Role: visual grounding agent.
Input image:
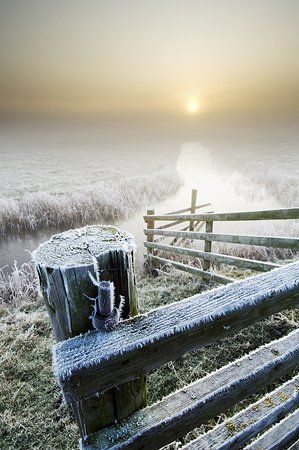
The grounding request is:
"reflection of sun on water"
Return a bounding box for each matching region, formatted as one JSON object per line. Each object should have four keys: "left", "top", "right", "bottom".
{"left": 186, "top": 98, "right": 200, "bottom": 114}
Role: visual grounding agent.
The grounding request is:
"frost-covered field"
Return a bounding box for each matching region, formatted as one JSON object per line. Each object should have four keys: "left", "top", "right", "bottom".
{"left": 210, "top": 137, "right": 299, "bottom": 208}
{"left": 0, "top": 171, "right": 180, "bottom": 236}
{"left": 0, "top": 124, "right": 181, "bottom": 236}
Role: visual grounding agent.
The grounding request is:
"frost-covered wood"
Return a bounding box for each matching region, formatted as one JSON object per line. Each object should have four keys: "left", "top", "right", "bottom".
{"left": 144, "top": 242, "right": 281, "bottom": 272}
{"left": 144, "top": 207, "right": 299, "bottom": 222}
{"left": 33, "top": 225, "right": 139, "bottom": 339}
{"left": 80, "top": 331, "right": 299, "bottom": 450}
{"left": 244, "top": 408, "right": 299, "bottom": 450}
{"left": 146, "top": 254, "right": 234, "bottom": 284}
{"left": 183, "top": 375, "right": 299, "bottom": 450}
{"left": 144, "top": 229, "right": 299, "bottom": 249}
{"left": 53, "top": 262, "right": 299, "bottom": 403}
{"left": 33, "top": 225, "right": 147, "bottom": 436}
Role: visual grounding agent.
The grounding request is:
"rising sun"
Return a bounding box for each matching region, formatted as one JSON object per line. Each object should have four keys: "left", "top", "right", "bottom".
{"left": 186, "top": 98, "right": 200, "bottom": 114}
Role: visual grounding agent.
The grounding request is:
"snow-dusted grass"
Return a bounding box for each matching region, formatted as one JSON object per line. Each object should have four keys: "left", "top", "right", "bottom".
{"left": 215, "top": 242, "right": 297, "bottom": 262}
{"left": 0, "top": 262, "right": 38, "bottom": 308}
{"left": 0, "top": 170, "right": 181, "bottom": 236}
{"left": 0, "top": 264, "right": 298, "bottom": 449}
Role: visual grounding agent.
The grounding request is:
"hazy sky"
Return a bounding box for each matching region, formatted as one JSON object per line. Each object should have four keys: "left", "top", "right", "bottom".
{"left": 0, "top": 0, "right": 298, "bottom": 118}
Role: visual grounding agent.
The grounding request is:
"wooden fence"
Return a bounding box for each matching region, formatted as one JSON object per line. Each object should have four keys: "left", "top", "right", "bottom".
{"left": 144, "top": 191, "right": 299, "bottom": 284}
{"left": 37, "top": 197, "right": 299, "bottom": 449}
{"left": 53, "top": 262, "right": 299, "bottom": 449}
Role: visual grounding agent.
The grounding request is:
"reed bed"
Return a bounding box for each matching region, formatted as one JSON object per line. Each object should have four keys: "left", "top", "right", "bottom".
{"left": 0, "top": 170, "right": 181, "bottom": 236}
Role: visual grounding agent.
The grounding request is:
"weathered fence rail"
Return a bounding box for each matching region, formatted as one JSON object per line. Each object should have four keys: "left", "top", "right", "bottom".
{"left": 145, "top": 228, "right": 299, "bottom": 249}
{"left": 144, "top": 207, "right": 299, "bottom": 222}
{"left": 145, "top": 241, "right": 281, "bottom": 271}
{"left": 54, "top": 263, "right": 299, "bottom": 403}
{"left": 144, "top": 193, "right": 299, "bottom": 282}
{"left": 182, "top": 375, "right": 299, "bottom": 450}
{"left": 52, "top": 262, "right": 299, "bottom": 449}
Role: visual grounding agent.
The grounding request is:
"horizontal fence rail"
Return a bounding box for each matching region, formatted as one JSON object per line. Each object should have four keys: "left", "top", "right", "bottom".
{"left": 146, "top": 254, "right": 235, "bottom": 284}
{"left": 144, "top": 229, "right": 299, "bottom": 249}
{"left": 145, "top": 241, "right": 281, "bottom": 272}
{"left": 81, "top": 332, "right": 299, "bottom": 450}
{"left": 54, "top": 262, "right": 299, "bottom": 404}
{"left": 243, "top": 408, "right": 299, "bottom": 450}
{"left": 182, "top": 375, "right": 299, "bottom": 450}
{"left": 144, "top": 207, "right": 299, "bottom": 222}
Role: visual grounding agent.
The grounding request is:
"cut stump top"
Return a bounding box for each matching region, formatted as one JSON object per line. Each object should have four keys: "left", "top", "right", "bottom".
{"left": 33, "top": 225, "right": 135, "bottom": 268}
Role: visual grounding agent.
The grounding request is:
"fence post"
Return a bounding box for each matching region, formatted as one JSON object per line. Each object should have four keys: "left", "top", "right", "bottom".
{"left": 190, "top": 189, "right": 198, "bottom": 231}
{"left": 146, "top": 208, "right": 155, "bottom": 273}
{"left": 33, "top": 225, "right": 147, "bottom": 438}
{"left": 203, "top": 220, "right": 213, "bottom": 271}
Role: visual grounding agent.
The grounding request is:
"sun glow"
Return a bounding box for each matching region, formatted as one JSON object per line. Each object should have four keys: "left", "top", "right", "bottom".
{"left": 186, "top": 98, "right": 200, "bottom": 114}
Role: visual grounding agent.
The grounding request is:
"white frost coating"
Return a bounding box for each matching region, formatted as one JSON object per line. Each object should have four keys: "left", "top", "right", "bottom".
{"left": 53, "top": 262, "right": 299, "bottom": 381}
{"left": 183, "top": 376, "right": 299, "bottom": 450}
{"left": 32, "top": 225, "right": 136, "bottom": 268}
{"left": 80, "top": 333, "right": 299, "bottom": 449}
{"left": 243, "top": 408, "right": 299, "bottom": 450}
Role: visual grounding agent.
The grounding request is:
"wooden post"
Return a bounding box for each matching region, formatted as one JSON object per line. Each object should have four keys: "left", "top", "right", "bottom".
{"left": 189, "top": 189, "right": 197, "bottom": 232}
{"left": 33, "top": 225, "right": 147, "bottom": 437}
{"left": 146, "top": 208, "right": 155, "bottom": 273}
{"left": 203, "top": 220, "right": 213, "bottom": 271}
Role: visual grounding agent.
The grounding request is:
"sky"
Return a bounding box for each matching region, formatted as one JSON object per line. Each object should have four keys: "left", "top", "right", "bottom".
{"left": 0, "top": 0, "right": 298, "bottom": 119}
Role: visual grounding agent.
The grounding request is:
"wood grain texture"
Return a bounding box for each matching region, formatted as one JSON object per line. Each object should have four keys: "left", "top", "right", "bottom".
{"left": 54, "top": 262, "right": 299, "bottom": 403}
{"left": 80, "top": 331, "right": 299, "bottom": 450}
{"left": 203, "top": 220, "right": 213, "bottom": 271}
{"left": 144, "top": 207, "right": 299, "bottom": 222}
{"left": 144, "top": 229, "right": 299, "bottom": 249}
{"left": 244, "top": 408, "right": 299, "bottom": 450}
{"left": 34, "top": 225, "right": 147, "bottom": 436}
{"left": 183, "top": 375, "right": 299, "bottom": 450}
{"left": 144, "top": 242, "right": 281, "bottom": 272}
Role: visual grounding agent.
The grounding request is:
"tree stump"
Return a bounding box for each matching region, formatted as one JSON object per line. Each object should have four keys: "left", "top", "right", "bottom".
{"left": 33, "top": 225, "right": 147, "bottom": 437}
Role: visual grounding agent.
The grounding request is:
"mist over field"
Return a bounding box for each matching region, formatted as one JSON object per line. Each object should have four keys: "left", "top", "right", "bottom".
{"left": 0, "top": 116, "right": 298, "bottom": 270}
